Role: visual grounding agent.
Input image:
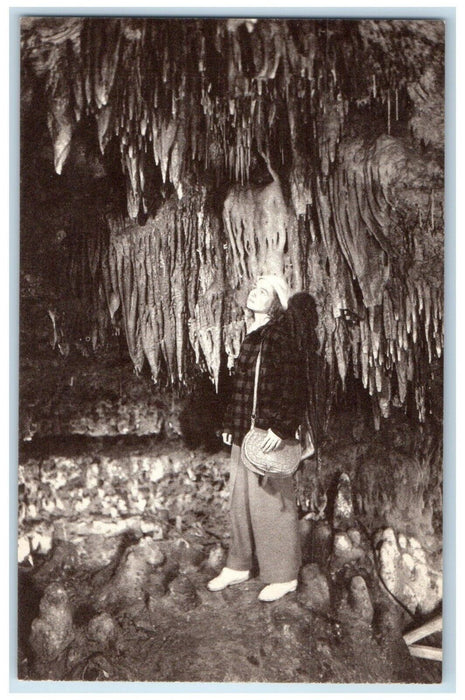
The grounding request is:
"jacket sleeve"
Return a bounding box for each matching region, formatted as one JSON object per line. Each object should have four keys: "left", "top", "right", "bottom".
{"left": 259, "top": 330, "right": 304, "bottom": 440}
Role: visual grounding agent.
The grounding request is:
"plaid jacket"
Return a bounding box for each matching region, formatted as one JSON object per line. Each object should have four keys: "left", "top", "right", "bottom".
{"left": 222, "top": 317, "right": 306, "bottom": 446}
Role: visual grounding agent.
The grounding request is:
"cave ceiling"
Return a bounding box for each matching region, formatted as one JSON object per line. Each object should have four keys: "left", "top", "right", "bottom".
{"left": 20, "top": 17, "right": 444, "bottom": 425}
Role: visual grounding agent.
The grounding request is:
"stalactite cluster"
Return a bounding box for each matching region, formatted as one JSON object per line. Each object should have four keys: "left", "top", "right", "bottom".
{"left": 22, "top": 19, "right": 443, "bottom": 210}
{"left": 310, "top": 135, "right": 443, "bottom": 423}
{"left": 21, "top": 17, "right": 444, "bottom": 424}
{"left": 102, "top": 188, "right": 226, "bottom": 388}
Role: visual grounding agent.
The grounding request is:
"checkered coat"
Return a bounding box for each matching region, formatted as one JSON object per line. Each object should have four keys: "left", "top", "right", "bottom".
{"left": 222, "top": 317, "right": 306, "bottom": 446}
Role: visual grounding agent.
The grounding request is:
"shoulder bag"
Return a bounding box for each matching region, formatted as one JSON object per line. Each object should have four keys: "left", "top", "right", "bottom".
{"left": 240, "top": 337, "right": 302, "bottom": 478}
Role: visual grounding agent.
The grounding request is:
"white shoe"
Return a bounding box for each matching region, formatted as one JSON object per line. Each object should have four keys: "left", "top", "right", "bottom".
{"left": 258, "top": 579, "right": 298, "bottom": 602}
{"left": 207, "top": 567, "right": 250, "bottom": 592}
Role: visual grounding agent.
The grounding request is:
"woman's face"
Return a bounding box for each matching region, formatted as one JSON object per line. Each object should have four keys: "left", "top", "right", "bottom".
{"left": 246, "top": 279, "right": 275, "bottom": 314}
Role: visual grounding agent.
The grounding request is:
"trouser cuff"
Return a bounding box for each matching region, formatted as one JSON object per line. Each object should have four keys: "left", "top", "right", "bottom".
{"left": 226, "top": 554, "right": 253, "bottom": 571}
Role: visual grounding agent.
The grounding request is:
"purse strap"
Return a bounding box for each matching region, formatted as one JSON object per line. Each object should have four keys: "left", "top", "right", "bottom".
{"left": 251, "top": 337, "right": 265, "bottom": 428}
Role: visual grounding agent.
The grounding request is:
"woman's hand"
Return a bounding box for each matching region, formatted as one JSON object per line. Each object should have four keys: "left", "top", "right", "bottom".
{"left": 222, "top": 432, "right": 232, "bottom": 445}
{"left": 261, "top": 428, "right": 283, "bottom": 453}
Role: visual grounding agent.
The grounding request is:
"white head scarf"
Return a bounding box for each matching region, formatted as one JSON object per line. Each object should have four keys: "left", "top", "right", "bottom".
{"left": 257, "top": 274, "right": 290, "bottom": 310}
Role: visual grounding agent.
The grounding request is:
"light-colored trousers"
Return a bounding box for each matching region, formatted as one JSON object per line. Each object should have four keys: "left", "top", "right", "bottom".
{"left": 226, "top": 442, "right": 302, "bottom": 583}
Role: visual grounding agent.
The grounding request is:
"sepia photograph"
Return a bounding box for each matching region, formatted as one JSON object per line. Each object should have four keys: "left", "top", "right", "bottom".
{"left": 17, "top": 14, "right": 445, "bottom": 684}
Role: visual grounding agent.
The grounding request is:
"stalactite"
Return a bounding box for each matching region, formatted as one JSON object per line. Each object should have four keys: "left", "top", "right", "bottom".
{"left": 334, "top": 318, "right": 349, "bottom": 388}
{"left": 315, "top": 178, "right": 360, "bottom": 318}
{"left": 46, "top": 86, "right": 75, "bottom": 176}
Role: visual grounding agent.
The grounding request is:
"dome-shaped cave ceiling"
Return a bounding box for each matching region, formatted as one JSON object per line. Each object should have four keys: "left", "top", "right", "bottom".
{"left": 20, "top": 17, "right": 444, "bottom": 426}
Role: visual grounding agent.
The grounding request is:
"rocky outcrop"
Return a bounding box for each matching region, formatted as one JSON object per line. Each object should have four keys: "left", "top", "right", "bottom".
{"left": 373, "top": 527, "right": 442, "bottom": 616}
{"left": 298, "top": 563, "right": 331, "bottom": 614}
{"left": 95, "top": 536, "right": 165, "bottom": 608}
{"left": 29, "top": 582, "right": 74, "bottom": 679}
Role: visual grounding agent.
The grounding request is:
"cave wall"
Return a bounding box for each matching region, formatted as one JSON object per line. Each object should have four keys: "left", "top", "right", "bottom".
{"left": 19, "top": 18, "right": 444, "bottom": 554}
{"left": 18, "top": 402, "right": 442, "bottom": 575}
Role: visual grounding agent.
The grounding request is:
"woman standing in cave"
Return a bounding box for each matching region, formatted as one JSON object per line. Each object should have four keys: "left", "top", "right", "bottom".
{"left": 207, "top": 275, "right": 307, "bottom": 602}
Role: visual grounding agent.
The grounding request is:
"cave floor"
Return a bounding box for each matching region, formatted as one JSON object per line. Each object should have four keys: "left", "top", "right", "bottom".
{"left": 19, "top": 563, "right": 442, "bottom": 684}
{"left": 18, "top": 436, "right": 442, "bottom": 685}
